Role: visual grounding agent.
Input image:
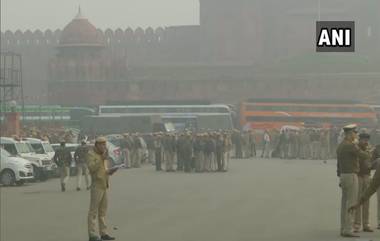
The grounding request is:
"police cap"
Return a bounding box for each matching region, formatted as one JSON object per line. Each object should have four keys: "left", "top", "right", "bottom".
{"left": 95, "top": 136, "right": 107, "bottom": 144}
{"left": 343, "top": 124, "right": 358, "bottom": 133}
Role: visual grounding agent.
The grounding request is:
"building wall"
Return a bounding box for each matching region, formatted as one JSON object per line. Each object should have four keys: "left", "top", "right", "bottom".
{"left": 48, "top": 72, "right": 380, "bottom": 105}
{"left": 1, "top": 0, "right": 380, "bottom": 105}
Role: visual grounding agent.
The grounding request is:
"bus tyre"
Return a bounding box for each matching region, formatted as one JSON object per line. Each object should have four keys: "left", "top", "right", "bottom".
{"left": 0, "top": 169, "right": 16, "bottom": 186}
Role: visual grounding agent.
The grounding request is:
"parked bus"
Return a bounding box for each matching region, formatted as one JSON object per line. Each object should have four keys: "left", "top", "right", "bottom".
{"left": 370, "top": 105, "right": 380, "bottom": 121}
{"left": 98, "top": 105, "right": 234, "bottom": 131}
{"left": 0, "top": 105, "right": 95, "bottom": 127}
{"left": 239, "top": 99, "right": 378, "bottom": 130}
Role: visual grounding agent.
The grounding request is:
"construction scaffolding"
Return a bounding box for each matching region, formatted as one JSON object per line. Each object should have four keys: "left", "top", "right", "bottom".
{"left": 0, "top": 52, "right": 24, "bottom": 111}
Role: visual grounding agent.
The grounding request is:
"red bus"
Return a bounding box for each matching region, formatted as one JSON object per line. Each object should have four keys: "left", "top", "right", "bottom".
{"left": 240, "top": 99, "right": 378, "bottom": 130}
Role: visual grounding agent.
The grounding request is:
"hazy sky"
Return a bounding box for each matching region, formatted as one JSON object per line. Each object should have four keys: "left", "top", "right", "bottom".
{"left": 1, "top": 0, "right": 199, "bottom": 31}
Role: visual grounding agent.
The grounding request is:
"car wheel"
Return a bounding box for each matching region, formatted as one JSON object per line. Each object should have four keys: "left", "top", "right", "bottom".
{"left": 39, "top": 172, "right": 48, "bottom": 181}
{"left": 32, "top": 165, "right": 47, "bottom": 181}
{"left": 0, "top": 169, "right": 16, "bottom": 186}
{"left": 15, "top": 180, "right": 25, "bottom": 186}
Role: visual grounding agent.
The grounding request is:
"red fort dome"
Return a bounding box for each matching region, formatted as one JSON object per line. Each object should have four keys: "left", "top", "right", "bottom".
{"left": 59, "top": 7, "right": 105, "bottom": 47}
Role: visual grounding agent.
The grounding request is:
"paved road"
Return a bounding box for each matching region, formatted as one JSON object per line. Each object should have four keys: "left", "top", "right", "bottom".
{"left": 1, "top": 158, "right": 379, "bottom": 241}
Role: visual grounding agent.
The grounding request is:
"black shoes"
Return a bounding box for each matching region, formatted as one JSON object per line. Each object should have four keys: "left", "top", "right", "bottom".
{"left": 101, "top": 234, "right": 115, "bottom": 240}
{"left": 61, "top": 184, "right": 66, "bottom": 192}
{"left": 76, "top": 187, "right": 81, "bottom": 191}
{"left": 89, "top": 237, "right": 102, "bottom": 241}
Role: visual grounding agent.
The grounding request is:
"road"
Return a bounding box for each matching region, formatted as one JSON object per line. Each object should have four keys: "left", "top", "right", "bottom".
{"left": 1, "top": 157, "right": 379, "bottom": 241}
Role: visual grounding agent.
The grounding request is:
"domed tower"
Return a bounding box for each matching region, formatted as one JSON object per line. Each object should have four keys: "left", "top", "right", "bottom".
{"left": 49, "top": 7, "right": 107, "bottom": 83}
{"left": 58, "top": 7, "right": 105, "bottom": 56}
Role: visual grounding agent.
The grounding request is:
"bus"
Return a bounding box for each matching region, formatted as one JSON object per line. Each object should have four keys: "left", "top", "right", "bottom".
{"left": 370, "top": 105, "right": 380, "bottom": 121}
{"left": 239, "top": 99, "right": 378, "bottom": 130}
{"left": 98, "top": 105, "right": 234, "bottom": 131}
{"left": 0, "top": 105, "right": 95, "bottom": 126}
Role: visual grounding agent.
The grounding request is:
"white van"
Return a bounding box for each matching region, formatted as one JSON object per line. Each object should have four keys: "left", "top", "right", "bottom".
{"left": 0, "top": 148, "right": 34, "bottom": 186}
{"left": 0, "top": 137, "right": 54, "bottom": 181}
{"left": 24, "top": 138, "right": 56, "bottom": 162}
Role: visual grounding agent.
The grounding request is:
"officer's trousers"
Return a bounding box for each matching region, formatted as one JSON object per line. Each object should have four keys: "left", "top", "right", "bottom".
{"left": 222, "top": 151, "right": 229, "bottom": 171}
{"left": 204, "top": 153, "right": 212, "bottom": 171}
{"left": 377, "top": 187, "right": 380, "bottom": 226}
{"left": 165, "top": 151, "right": 175, "bottom": 171}
{"left": 261, "top": 142, "right": 271, "bottom": 158}
{"left": 88, "top": 187, "right": 108, "bottom": 238}
{"left": 77, "top": 163, "right": 90, "bottom": 189}
{"left": 123, "top": 148, "right": 130, "bottom": 168}
{"left": 340, "top": 173, "right": 359, "bottom": 235}
{"left": 60, "top": 166, "right": 70, "bottom": 185}
{"left": 148, "top": 149, "right": 155, "bottom": 165}
{"left": 355, "top": 175, "right": 371, "bottom": 228}
{"left": 155, "top": 148, "right": 162, "bottom": 171}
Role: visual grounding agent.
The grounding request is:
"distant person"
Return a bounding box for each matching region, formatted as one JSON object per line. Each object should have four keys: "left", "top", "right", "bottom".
{"left": 353, "top": 133, "right": 373, "bottom": 232}
{"left": 74, "top": 140, "right": 90, "bottom": 191}
{"left": 53, "top": 141, "right": 72, "bottom": 192}
{"left": 261, "top": 130, "right": 271, "bottom": 158}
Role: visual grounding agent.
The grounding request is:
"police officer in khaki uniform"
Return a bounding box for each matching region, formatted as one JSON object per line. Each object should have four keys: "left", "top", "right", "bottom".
{"left": 87, "top": 137, "right": 116, "bottom": 241}
{"left": 53, "top": 141, "right": 72, "bottom": 192}
{"left": 337, "top": 124, "right": 370, "bottom": 238}
{"left": 350, "top": 152, "right": 380, "bottom": 225}
{"left": 353, "top": 133, "right": 373, "bottom": 232}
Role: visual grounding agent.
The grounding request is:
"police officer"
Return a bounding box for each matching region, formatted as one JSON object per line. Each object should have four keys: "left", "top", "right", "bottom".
{"left": 353, "top": 133, "right": 373, "bottom": 232}
{"left": 74, "top": 140, "right": 90, "bottom": 191}
{"left": 154, "top": 133, "right": 163, "bottom": 171}
{"left": 350, "top": 147, "right": 380, "bottom": 227}
{"left": 176, "top": 133, "right": 185, "bottom": 171}
{"left": 87, "top": 137, "right": 116, "bottom": 241}
{"left": 183, "top": 132, "right": 193, "bottom": 172}
{"left": 53, "top": 141, "right": 72, "bottom": 192}
{"left": 337, "top": 124, "right": 370, "bottom": 238}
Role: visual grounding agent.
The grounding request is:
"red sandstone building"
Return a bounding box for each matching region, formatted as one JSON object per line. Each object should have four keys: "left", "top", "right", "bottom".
{"left": 1, "top": 1, "right": 380, "bottom": 105}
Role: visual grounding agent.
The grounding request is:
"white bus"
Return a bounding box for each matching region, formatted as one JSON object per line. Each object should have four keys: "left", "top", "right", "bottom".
{"left": 97, "top": 105, "right": 234, "bottom": 131}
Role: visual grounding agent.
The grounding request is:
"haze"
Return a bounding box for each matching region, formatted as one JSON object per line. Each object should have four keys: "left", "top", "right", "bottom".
{"left": 1, "top": 0, "right": 199, "bottom": 31}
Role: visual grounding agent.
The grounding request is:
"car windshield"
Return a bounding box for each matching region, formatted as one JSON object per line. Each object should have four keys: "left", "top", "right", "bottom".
{"left": 43, "top": 143, "right": 54, "bottom": 153}
{"left": 16, "top": 143, "right": 33, "bottom": 154}
{"left": 31, "top": 143, "right": 45, "bottom": 154}
{"left": 1, "top": 148, "right": 11, "bottom": 157}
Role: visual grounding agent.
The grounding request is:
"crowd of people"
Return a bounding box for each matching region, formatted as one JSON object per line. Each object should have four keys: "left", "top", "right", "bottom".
{"left": 8, "top": 123, "right": 380, "bottom": 240}
{"left": 230, "top": 127, "right": 380, "bottom": 161}
{"left": 117, "top": 131, "right": 234, "bottom": 173}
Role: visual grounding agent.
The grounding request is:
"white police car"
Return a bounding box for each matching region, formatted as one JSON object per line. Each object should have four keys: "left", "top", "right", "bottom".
{"left": 0, "top": 137, "right": 53, "bottom": 181}
{"left": 0, "top": 148, "right": 34, "bottom": 186}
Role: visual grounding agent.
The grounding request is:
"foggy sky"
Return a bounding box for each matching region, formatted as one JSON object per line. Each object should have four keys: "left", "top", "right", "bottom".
{"left": 1, "top": 0, "right": 199, "bottom": 31}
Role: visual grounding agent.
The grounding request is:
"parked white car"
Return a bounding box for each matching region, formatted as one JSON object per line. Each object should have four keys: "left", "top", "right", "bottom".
{"left": 0, "top": 137, "right": 54, "bottom": 181}
{"left": 24, "top": 138, "right": 56, "bottom": 160}
{"left": 0, "top": 148, "right": 34, "bottom": 186}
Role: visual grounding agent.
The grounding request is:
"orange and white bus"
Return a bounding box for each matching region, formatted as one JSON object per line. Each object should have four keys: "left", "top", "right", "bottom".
{"left": 239, "top": 99, "right": 378, "bottom": 130}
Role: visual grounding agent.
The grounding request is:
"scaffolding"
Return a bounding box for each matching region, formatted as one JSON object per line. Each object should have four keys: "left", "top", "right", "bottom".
{"left": 0, "top": 52, "right": 24, "bottom": 120}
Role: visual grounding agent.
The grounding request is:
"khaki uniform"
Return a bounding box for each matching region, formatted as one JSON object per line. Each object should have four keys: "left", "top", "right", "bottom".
{"left": 354, "top": 146, "right": 372, "bottom": 229}
{"left": 360, "top": 161, "right": 380, "bottom": 205}
{"left": 337, "top": 140, "right": 370, "bottom": 235}
{"left": 87, "top": 148, "right": 110, "bottom": 238}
